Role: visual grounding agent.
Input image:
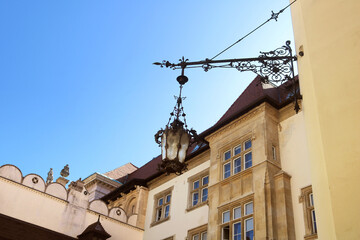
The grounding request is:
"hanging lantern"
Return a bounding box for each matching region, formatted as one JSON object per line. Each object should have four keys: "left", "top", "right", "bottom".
{"left": 155, "top": 60, "right": 198, "bottom": 175}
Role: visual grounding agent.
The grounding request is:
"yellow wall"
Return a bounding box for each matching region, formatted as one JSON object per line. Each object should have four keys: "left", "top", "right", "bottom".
{"left": 290, "top": 1, "right": 360, "bottom": 239}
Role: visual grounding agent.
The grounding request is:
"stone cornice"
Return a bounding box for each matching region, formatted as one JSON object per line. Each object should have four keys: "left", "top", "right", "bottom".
{"left": 83, "top": 173, "right": 121, "bottom": 189}
{"left": 205, "top": 104, "right": 265, "bottom": 143}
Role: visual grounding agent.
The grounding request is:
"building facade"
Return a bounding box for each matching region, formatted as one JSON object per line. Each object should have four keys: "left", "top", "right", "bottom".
{"left": 101, "top": 77, "right": 317, "bottom": 240}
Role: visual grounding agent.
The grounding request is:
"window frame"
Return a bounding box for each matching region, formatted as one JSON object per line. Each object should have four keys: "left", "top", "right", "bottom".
{"left": 187, "top": 224, "right": 207, "bottom": 240}
{"left": 151, "top": 187, "right": 173, "bottom": 227}
{"left": 222, "top": 138, "right": 253, "bottom": 180}
{"left": 188, "top": 170, "right": 209, "bottom": 211}
{"left": 219, "top": 199, "right": 254, "bottom": 240}
{"left": 299, "top": 185, "right": 318, "bottom": 239}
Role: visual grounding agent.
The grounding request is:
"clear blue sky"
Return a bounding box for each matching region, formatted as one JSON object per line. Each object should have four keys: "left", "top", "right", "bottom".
{"left": 0, "top": 1, "right": 295, "bottom": 182}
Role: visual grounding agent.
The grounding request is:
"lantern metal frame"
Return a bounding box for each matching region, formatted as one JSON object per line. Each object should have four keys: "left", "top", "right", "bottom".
{"left": 154, "top": 41, "right": 299, "bottom": 175}
{"left": 155, "top": 60, "right": 198, "bottom": 175}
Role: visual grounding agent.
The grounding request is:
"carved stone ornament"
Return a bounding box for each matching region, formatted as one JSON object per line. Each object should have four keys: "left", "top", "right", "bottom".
{"left": 32, "top": 177, "right": 39, "bottom": 184}
{"left": 60, "top": 164, "right": 70, "bottom": 178}
{"left": 46, "top": 168, "right": 53, "bottom": 184}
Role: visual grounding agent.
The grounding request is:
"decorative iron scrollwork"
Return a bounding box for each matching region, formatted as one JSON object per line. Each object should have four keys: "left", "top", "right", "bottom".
{"left": 154, "top": 41, "right": 300, "bottom": 113}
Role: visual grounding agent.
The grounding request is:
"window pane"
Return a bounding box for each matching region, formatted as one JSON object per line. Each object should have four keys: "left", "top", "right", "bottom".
{"left": 202, "top": 176, "right": 209, "bottom": 185}
{"left": 245, "top": 202, "right": 253, "bottom": 215}
{"left": 222, "top": 211, "right": 230, "bottom": 223}
{"left": 233, "top": 157, "right": 241, "bottom": 174}
{"left": 245, "top": 140, "right": 252, "bottom": 150}
{"left": 156, "top": 208, "right": 162, "bottom": 221}
{"left": 224, "top": 150, "right": 231, "bottom": 161}
{"left": 201, "top": 231, "right": 207, "bottom": 240}
{"left": 202, "top": 188, "right": 208, "bottom": 202}
{"left": 192, "top": 234, "right": 199, "bottom": 240}
{"left": 164, "top": 205, "right": 170, "bottom": 218}
{"left": 311, "top": 210, "right": 317, "bottom": 233}
{"left": 166, "top": 194, "right": 171, "bottom": 203}
{"left": 245, "top": 152, "right": 252, "bottom": 169}
{"left": 233, "top": 222, "right": 241, "bottom": 240}
{"left": 224, "top": 163, "right": 231, "bottom": 179}
{"left": 194, "top": 180, "right": 200, "bottom": 190}
{"left": 245, "top": 218, "right": 254, "bottom": 240}
{"left": 158, "top": 198, "right": 163, "bottom": 206}
{"left": 309, "top": 193, "right": 314, "bottom": 206}
{"left": 234, "top": 145, "right": 241, "bottom": 155}
{"left": 193, "top": 192, "right": 199, "bottom": 206}
{"left": 234, "top": 207, "right": 241, "bottom": 219}
{"left": 222, "top": 225, "right": 229, "bottom": 240}
{"left": 272, "top": 146, "right": 276, "bottom": 160}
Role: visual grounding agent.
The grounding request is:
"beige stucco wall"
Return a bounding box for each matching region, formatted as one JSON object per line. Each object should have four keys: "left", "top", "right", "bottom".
{"left": 0, "top": 165, "right": 143, "bottom": 240}
{"left": 143, "top": 159, "right": 210, "bottom": 240}
{"left": 279, "top": 110, "right": 312, "bottom": 239}
{"left": 290, "top": 1, "right": 360, "bottom": 239}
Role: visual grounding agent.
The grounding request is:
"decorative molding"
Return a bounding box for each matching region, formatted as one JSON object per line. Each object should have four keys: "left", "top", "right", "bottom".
{"left": 206, "top": 104, "right": 265, "bottom": 143}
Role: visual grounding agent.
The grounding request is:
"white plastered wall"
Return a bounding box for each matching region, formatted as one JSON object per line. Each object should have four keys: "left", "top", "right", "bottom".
{"left": 278, "top": 111, "right": 312, "bottom": 240}
{"left": 0, "top": 165, "right": 143, "bottom": 240}
{"left": 143, "top": 160, "right": 210, "bottom": 240}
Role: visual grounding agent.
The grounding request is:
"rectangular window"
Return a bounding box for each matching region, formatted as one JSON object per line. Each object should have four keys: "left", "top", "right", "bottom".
{"left": 164, "top": 205, "right": 170, "bottom": 218}
{"left": 192, "top": 234, "right": 199, "bottom": 240}
{"left": 245, "top": 218, "right": 254, "bottom": 240}
{"left": 300, "top": 185, "right": 318, "bottom": 238}
{"left": 224, "top": 150, "right": 231, "bottom": 161}
{"left": 222, "top": 137, "right": 253, "bottom": 180}
{"left": 189, "top": 172, "right": 209, "bottom": 209}
{"left": 194, "top": 180, "right": 200, "bottom": 190}
{"left": 222, "top": 225, "right": 230, "bottom": 240}
{"left": 224, "top": 162, "right": 231, "bottom": 179}
{"left": 233, "top": 222, "right": 241, "bottom": 240}
{"left": 311, "top": 209, "right": 317, "bottom": 234}
{"left": 188, "top": 225, "right": 207, "bottom": 240}
{"left": 192, "top": 192, "right": 199, "bottom": 206}
{"left": 234, "top": 145, "right": 241, "bottom": 155}
{"left": 220, "top": 200, "right": 254, "bottom": 240}
{"left": 245, "top": 140, "right": 252, "bottom": 150}
{"left": 222, "top": 211, "right": 230, "bottom": 223}
{"left": 202, "top": 188, "right": 208, "bottom": 202}
{"left": 153, "top": 189, "right": 172, "bottom": 225}
{"left": 166, "top": 194, "right": 171, "bottom": 203}
{"left": 244, "top": 152, "right": 252, "bottom": 169}
{"left": 202, "top": 176, "right": 209, "bottom": 185}
{"left": 234, "top": 206, "right": 241, "bottom": 219}
{"left": 272, "top": 146, "right": 276, "bottom": 160}
{"left": 233, "top": 157, "right": 241, "bottom": 174}
{"left": 245, "top": 202, "right": 253, "bottom": 215}
{"left": 309, "top": 193, "right": 314, "bottom": 206}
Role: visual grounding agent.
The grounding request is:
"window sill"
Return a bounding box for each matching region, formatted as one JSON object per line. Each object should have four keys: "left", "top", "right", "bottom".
{"left": 150, "top": 216, "right": 170, "bottom": 227}
{"left": 304, "top": 233, "right": 318, "bottom": 240}
{"left": 186, "top": 200, "right": 208, "bottom": 212}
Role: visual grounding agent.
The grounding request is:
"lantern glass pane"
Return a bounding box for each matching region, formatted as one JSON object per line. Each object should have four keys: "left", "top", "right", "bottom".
{"left": 161, "top": 132, "right": 167, "bottom": 160}
{"left": 166, "top": 129, "right": 181, "bottom": 160}
{"left": 178, "top": 130, "right": 190, "bottom": 163}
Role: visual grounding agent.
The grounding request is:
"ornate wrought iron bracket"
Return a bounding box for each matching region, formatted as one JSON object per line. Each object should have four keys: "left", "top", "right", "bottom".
{"left": 154, "top": 41, "right": 300, "bottom": 112}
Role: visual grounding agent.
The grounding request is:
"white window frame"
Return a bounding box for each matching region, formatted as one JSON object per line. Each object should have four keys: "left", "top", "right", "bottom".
{"left": 233, "top": 206, "right": 242, "bottom": 220}
{"left": 244, "top": 217, "right": 254, "bottom": 240}
{"left": 233, "top": 157, "right": 241, "bottom": 174}
{"left": 222, "top": 210, "right": 230, "bottom": 223}
{"left": 244, "top": 201, "right": 253, "bottom": 216}
{"left": 244, "top": 151, "right": 252, "bottom": 169}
